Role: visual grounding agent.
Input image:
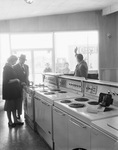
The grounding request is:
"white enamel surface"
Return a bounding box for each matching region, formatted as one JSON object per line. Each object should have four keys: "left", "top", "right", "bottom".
{"left": 54, "top": 98, "right": 118, "bottom": 124}
{"left": 91, "top": 116, "right": 118, "bottom": 140}
{"left": 35, "top": 90, "right": 82, "bottom": 105}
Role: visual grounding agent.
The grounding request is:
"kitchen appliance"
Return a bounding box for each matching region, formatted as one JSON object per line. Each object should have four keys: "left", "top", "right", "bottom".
{"left": 55, "top": 80, "right": 118, "bottom": 123}
{"left": 34, "top": 75, "right": 84, "bottom": 150}
{"left": 34, "top": 73, "right": 63, "bottom": 149}
{"left": 91, "top": 116, "right": 118, "bottom": 150}
{"left": 43, "top": 72, "right": 63, "bottom": 90}
{"left": 24, "top": 86, "right": 35, "bottom": 129}
{"left": 35, "top": 75, "right": 84, "bottom": 104}
{"left": 53, "top": 80, "right": 118, "bottom": 150}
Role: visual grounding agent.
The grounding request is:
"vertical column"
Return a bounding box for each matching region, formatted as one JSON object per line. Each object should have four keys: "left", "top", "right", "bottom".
{"left": 52, "top": 32, "right": 55, "bottom": 72}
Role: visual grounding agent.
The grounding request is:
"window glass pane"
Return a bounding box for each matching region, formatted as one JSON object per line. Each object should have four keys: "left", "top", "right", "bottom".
{"left": 55, "top": 31, "right": 98, "bottom": 73}
{"left": 88, "top": 32, "right": 98, "bottom": 71}
{"left": 34, "top": 50, "right": 52, "bottom": 84}
{"left": 11, "top": 33, "right": 53, "bottom": 49}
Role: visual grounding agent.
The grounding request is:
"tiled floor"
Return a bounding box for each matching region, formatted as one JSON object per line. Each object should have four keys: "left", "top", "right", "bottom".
{"left": 0, "top": 100, "right": 51, "bottom": 150}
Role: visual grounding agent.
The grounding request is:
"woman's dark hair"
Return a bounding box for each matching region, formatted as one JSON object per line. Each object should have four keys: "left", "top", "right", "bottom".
{"left": 7, "top": 55, "right": 18, "bottom": 63}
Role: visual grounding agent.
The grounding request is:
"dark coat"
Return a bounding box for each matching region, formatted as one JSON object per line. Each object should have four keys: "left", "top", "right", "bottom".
{"left": 2, "top": 64, "right": 22, "bottom": 100}
{"left": 14, "top": 63, "right": 29, "bottom": 86}
{"left": 74, "top": 60, "right": 88, "bottom": 79}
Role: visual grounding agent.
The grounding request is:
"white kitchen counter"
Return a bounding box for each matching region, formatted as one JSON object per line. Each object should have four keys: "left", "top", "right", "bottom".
{"left": 91, "top": 116, "right": 118, "bottom": 140}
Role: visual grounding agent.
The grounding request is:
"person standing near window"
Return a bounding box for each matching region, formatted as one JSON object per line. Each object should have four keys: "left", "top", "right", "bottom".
{"left": 74, "top": 52, "right": 88, "bottom": 79}
{"left": 43, "top": 63, "right": 52, "bottom": 73}
{"left": 63, "top": 62, "right": 70, "bottom": 74}
{"left": 2, "top": 55, "right": 24, "bottom": 127}
{"left": 14, "top": 54, "right": 29, "bottom": 119}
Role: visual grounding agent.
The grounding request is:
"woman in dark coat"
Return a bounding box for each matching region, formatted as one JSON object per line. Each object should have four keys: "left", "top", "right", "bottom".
{"left": 2, "top": 55, "right": 23, "bottom": 127}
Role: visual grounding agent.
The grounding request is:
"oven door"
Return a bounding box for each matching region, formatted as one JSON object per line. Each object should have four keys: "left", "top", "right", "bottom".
{"left": 34, "top": 96, "right": 42, "bottom": 125}
{"left": 40, "top": 99, "right": 52, "bottom": 138}
{"left": 53, "top": 107, "right": 68, "bottom": 150}
{"left": 68, "top": 115, "right": 91, "bottom": 150}
{"left": 91, "top": 127, "right": 117, "bottom": 150}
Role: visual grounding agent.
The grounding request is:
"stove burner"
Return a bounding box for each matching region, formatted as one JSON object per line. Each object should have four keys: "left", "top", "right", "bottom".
{"left": 69, "top": 103, "right": 85, "bottom": 108}
{"left": 58, "top": 91, "right": 67, "bottom": 93}
{"left": 39, "top": 90, "right": 48, "bottom": 92}
{"left": 88, "top": 101, "right": 99, "bottom": 105}
{"left": 50, "top": 89, "right": 60, "bottom": 92}
{"left": 75, "top": 98, "right": 89, "bottom": 102}
{"left": 44, "top": 92, "right": 55, "bottom": 95}
{"left": 60, "top": 100, "right": 72, "bottom": 103}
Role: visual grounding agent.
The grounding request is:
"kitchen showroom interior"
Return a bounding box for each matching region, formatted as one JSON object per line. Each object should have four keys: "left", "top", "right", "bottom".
{"left": 1, "top": 0, "right": 118, "bottom": 150}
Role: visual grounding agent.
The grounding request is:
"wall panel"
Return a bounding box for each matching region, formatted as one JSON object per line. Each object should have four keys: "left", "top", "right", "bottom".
{"left": 0, "top": 11, "right": 100, "bottom": 33}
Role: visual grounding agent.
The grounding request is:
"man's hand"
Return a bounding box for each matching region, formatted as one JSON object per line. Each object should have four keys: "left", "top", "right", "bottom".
{"left": 74, "top": 47, "right": 78, "bottom": 54}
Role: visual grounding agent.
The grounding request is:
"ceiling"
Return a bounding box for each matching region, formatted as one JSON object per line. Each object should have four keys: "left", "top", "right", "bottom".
{"left": 1, "top": 0, "right": 118, "bottom": 20}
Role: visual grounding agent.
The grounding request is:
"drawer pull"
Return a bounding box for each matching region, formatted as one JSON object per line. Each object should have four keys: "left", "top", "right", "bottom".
{"left": 54, "top": 109, "right": 65, "bottom": 116}
{"left": 42, "top": 101, "right": 50, "bottom": 107}
{"left": 70, "top": 118, "right": 87, "bottom": 129}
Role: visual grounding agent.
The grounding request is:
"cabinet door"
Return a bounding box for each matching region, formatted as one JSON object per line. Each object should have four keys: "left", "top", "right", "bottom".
{"left": 53, "top": 107, "right": 68, "bottom": 150}
{"left": 27, "top": 93, "right": 33, "bottom": 120}
{"left": 40, "top": 100, "right": 52, "bottom": 137}
{"left": 34, "top": 97, "right": 42, "bottom": 125}
{"left": 68, "top": 116, "right": 91, "bottom": 150}
{"left": 91, "top": 127, "right": 116, "bottom": 150}
{"left": 23, "top": 90, "right": 27, "bottom": 114}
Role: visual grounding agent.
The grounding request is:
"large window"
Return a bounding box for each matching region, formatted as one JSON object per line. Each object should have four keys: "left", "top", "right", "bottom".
{"left": 0, "top": 31, "right": 99, "bottom": 92}
{"left": 54, "top": 31, "right": 99, "bottom": 74}
{"left": 34, "top": 50, "right": 52, "bottom": 84}
{"left": 11, "top": 33, "right": 53, "bottom": 84}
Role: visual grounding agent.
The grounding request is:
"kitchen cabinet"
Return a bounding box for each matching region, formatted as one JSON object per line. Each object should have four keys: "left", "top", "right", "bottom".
{"left": 53, "top": 107, "right": 68, "bottom": 150}
{"left": 26, "top": 92, "right": 34, "bottom": 120}
{"left": 34, "top": 97, "right": 52, "bottom": 137}
{"left": 68, "top": 116, "right": 91, "bottom": 150}
{"left": 34, "top": 95, "right": 53, "bottom": 149}
{"left": 23, "top": 89, "right": 27, "bottom": 114}
{"left": 53, "top": 106, "right": 91, "bottom": 150}
{"left": 34, "top": 96, "right": 42, "bottom": 126}
{"left": 91, "top": 127, "right": 116, "bottom": 150}
{"left": 24, "top": 88, "right": 35, "bottom": 129}
{"left": 40, "top": 99, "right": 52, "bottom": 137}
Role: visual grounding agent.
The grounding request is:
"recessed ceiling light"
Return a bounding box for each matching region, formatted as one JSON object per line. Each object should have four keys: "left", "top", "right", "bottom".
{"left": 24, "top": 0, "right": 34, "bottom": 4}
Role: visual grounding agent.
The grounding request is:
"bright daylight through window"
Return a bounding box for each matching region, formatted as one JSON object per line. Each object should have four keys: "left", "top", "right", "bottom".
{"left": 0, "top": 31, "right": 99, "bottom": 88}
{"left": 55, "top": 31, "right": 99, "bottom": 74}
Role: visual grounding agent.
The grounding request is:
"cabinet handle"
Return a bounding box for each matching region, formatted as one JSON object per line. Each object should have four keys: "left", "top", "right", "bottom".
{"left": 107, "top": 123, "right": 118, "bottom": 131}
{"left": 54, "top": 109, "right": 65, "bottom": 116}
{"left": 34, "top": 97, "right": 41, "bottom": 101}
{"left": 70, "top": 118, "right": 87, "bottom": 129}
{"left": 42, "top": 101, "right": 50, "bottom": 107}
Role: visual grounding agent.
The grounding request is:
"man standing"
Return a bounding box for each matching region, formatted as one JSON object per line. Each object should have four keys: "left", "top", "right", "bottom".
{"left": 74, "top": 53, "right": 88, "bottom": 79}
{"left": 14, "top": 54, "right": 29, "bottom": 119}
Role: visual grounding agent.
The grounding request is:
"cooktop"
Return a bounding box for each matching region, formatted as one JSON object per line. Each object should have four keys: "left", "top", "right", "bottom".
{"left": 54, "top": 97, "right": 118, "bottom": 124}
